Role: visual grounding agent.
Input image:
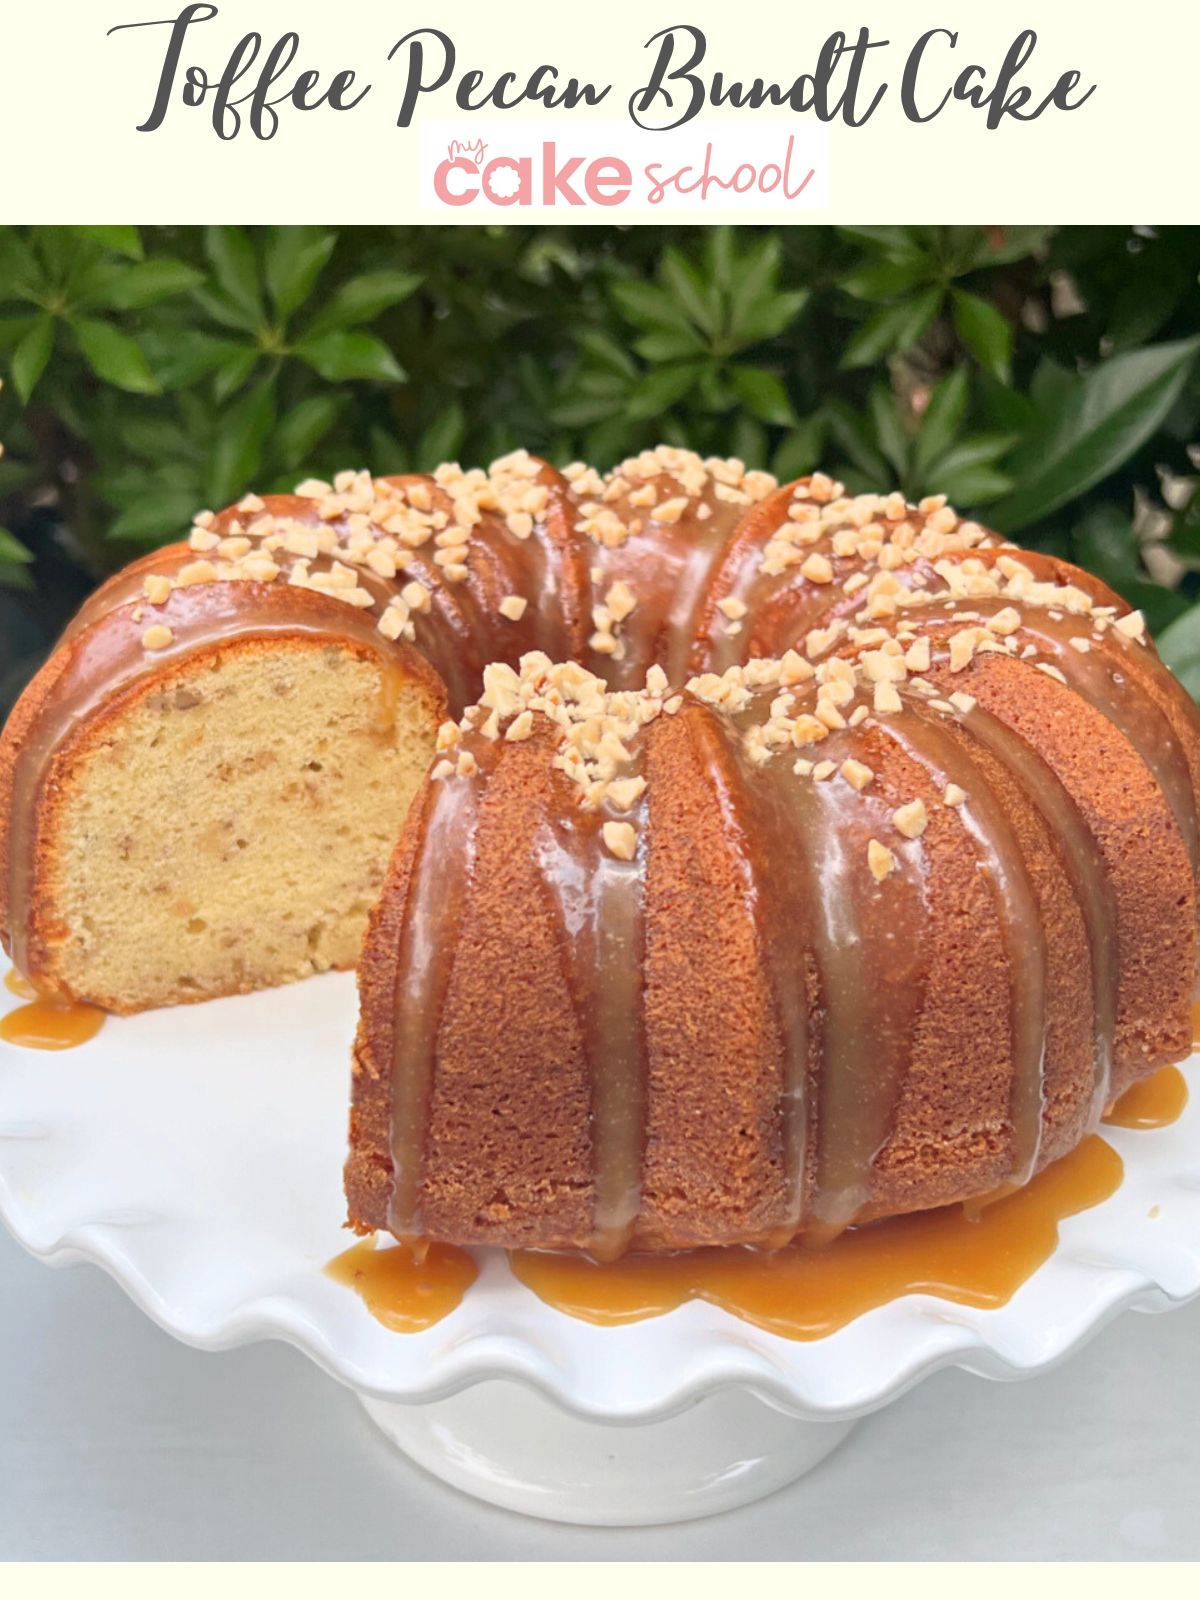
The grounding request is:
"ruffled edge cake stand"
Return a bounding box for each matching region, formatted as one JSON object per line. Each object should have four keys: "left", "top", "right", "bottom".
{"left": 2, "top": 963, "right": 1199, "bottom": 1524}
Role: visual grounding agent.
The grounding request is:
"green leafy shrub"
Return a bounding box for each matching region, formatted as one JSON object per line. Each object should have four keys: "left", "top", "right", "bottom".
{"left": 2, "top": 223, "right": 1199, "bottom": 712}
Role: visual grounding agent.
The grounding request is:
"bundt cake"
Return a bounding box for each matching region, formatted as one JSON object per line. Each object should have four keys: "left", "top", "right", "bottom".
{"left": 2, "top": 446, "right": 1198, "bottom": 1254}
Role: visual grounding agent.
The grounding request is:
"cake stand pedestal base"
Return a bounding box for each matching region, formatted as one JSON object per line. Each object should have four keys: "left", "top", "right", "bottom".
{"left": 359, "top": 1381, "right": 857, "bottom": 1525}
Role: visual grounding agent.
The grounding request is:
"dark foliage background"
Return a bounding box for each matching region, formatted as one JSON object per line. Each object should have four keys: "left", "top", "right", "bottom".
{"left": 2, "top": 223, "right": 1199, "bottom": 715}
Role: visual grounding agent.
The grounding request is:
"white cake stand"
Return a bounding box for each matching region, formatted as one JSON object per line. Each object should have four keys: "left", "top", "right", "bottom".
{"left": 2, "top": 962, "right": 1199, "bottom": 1525}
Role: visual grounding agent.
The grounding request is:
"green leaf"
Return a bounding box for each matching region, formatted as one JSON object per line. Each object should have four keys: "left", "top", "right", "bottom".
{"left": 611, "top": 280, "right": 694, "bottom": 334}
{"left": 72, "top": 318, "right": 160, "bottom": 394}
{"left": 204, "top": 226, "right": 262, "bottom": 324}
{"left": 0, "top": 560, "right": 34, "bottom": 592}
{"left": 868, "top": 384, "right": 909, "bottom": 478}
{"left": 734, "top": 289, "right": 809, "bottom": 347}
{"left": 951, "top": 289, "right": 1013, "bottom": 383}
{"left": 93, "top": 259, "right": 205, "bottom": 311}
{"left": 73, "top": 226, "right": 143, "bottom": 261}
{"left": 825, "top": 398, "right": 889, "bottom": 482}
{"left": 1156, "top": 603, "right": 1200, "bottom": 698}
{"left": 274, "top": 393, "right": 345, "bottom": 470}
{"left": 553, "top": 394, "right": 624, "bottom": 428}
{"left": 936, "top": 465, "right": 1015, "bottom": 506}
{"left": 0, "top": 526, "right": 33, "bottom": 564}
{"left": 989, "top": 337, "right": 1200, "bottom": 534}
{"left": 576, "top": 329, "right": 639, "bottom": 379}
{"left": 1068, "top": 506, "right": 1187, "bottom": 634}
{"left": 913, "top": 367, "right": 970, "bottom": 479}
{"left": 417, "top": 402, "right": 467, "bottom": 470}
{"left": 141, "top": 329, "right": 239, "bottom": 391}
{"left": 0, "top": 232, "right": 42, "bottom": 299}
{"left": 11, "top": 314, "right": 55, "bottom": 402}
{"left": 294, "top": 330, "right": 405, "bottom": 383}
{"left": 730, "top": 415, "right": 768, "bottom": 470}
{"left": 837, "top": 226, "right": 926, "bottom": 259}
{"left": 624, "top": 363, "right": 699, "bottom": 421}
{"left": 301, "top": 270, "right": 423, "bottom": 337}
{"left": 0, "top": 314, "right": 38, "bottom": 351}
{"left": 840, "top": 258, "right": 933, "bottom": 301}
{"left": 633, "top": 327, "right": 706, "bottom": 362}
{"left": 107, "top": 486, "right": 201, "bottom": 544}
{"left": 726, "top": 236, "right": 781, "bottom": 335}
{"left": 969, "top": 225, "right": 1053, "bottom": 268}
{"left": 660, "top": 248, "right": 719, "bottom": 338}
{"left": 191, "top": 285, "right": 261, "bottom": 335}
{"left": 730, "top": 365, "right": 796, "bottom": 426}
{"left": 208, "top": 379, "right": 277, "bottom": 507}
{"left": 773, "top": 414, "right": 827, "bottom": 481}
{"left": 925, "top": 432, "right": 1017, "bottom": 478}
{"left": 211, "top": 346, "right": 259, "bottom": 404}
{"left": 264, "top": 227, "right": 338, "bottom": 320}
{"left": 705, "top": 228, "right": 736, "bottom": 291}
{"left": 119, "top": 413, "right": 196, "bottom": 462}
{"left": 840, "top": 287, "right": 942, "bottom": 369}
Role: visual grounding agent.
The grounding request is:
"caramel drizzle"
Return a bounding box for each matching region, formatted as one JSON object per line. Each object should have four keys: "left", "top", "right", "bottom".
{"left": 722, "top": 698, "right": 928, "bottom": 1237}
{"left": 693, "top": 713, "right": 810, "bottom": 1239}
{"left": 586, "top": 490, "right": 746, "bottom": 691}
{"left": 386, "top": 770, "right": 484, "bottom": 1242}
{"left": 882, "top": 705, "right": 1049, "bottom": 1185}
{"left": 898, "top": 596, "right": 1200, "bottom": 876}
{"left": 962, "top": 706, "right": 1118, "bottom": 1124}
{"left": 1008, "top": 611, "right": 1200, "bottom": 873}
{"left": 534, "top": 799, "right": 648, "bottom": 1263}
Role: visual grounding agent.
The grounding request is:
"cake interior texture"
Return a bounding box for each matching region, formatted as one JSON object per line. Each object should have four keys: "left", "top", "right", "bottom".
{"left": 29, "top": 638, "right": 438, "bottom": 1013}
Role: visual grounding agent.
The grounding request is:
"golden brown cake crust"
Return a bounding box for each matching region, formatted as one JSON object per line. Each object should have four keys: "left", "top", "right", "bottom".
{"left": 3, "top": 448, "right": 1198, "bottom": 1251}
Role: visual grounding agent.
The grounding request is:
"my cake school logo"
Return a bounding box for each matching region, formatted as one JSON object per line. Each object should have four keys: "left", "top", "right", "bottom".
{"left": 420, "top": 122, "right": 827, "bottom": 213}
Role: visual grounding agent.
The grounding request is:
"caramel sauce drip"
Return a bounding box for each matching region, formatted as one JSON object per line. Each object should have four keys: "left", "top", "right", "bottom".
{"left": 962, "top": 705, "right": 1118, "bottom": 1123}
{"left": 387, "top": 770, "right": 484, "bottom": 1241}
{"left": 510, "top": 1135, "right": 1124, "bottom": 1339}
{"left": 1103, "top": 1065, "right": 1190, "bottom": 1130}
{"left": 4, "top": 969, "right": 38, "bottom": 1000}
{"left": 326, "top": 1237, "right": 478, "bottom": 1333}
{"left": 696, "top": 712, "right": 811, "bottom": 1239}
{"left": 535, "top": 804, "right": 647, "bottom": 1262}
{"left": 0, "top": 997, "right": 106, "bottom": 1050}
{"left": 885, "top": 706, "right": 1049, "bottom": 1187}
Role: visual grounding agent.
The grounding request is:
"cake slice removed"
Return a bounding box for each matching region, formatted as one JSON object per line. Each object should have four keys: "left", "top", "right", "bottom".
{"left": 0, "top": 583, "right": 444, "bottom": 1014}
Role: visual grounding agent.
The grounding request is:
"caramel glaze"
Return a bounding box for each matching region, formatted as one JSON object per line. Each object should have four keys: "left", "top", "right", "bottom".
{"left": 4, "top": 969, "right": 37, "bottom": 999}
{"left": 333, "top": 1134, "right": 1127, "bottom": 1338}
{"left": 365, "top": 480, "right": 1199, "bottom": 1250}
{"left": 585, "top": 479, "right": 751, "bottom": 689}
{"left": 326, "top": 1235, "right": 477, "bottom": 1332}
{"left": 0, "top": 996, "right": 105, "bottom": 1049}
{"left": 1103, "top": 1065, "right": 1190, "bottom": 1130}
{"left": 534, "top": 786, "right": 649, "bottom": 1262}
{"left": 387, "top": 762, "right": 488, "bottom": 1242}
{"left": 510, "top": 1135, "right": 1124, "bottom": 1340}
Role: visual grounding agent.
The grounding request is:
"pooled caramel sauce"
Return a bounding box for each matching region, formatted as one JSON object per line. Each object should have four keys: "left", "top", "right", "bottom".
{"left": 509, "top": 1136, "right": 1124, "bottom": 1340}
{"left": 3, "top": 969, "right": 37, "bottom": 1000}
{"left": 325, "top": 1236, "right": 478, "bottom": 1332}
{"left": 0, "top": 997, "right": 106, "bottom": 1050}
{"left": 1103, "top": 1066, "right": 1190, "bottom": 1130}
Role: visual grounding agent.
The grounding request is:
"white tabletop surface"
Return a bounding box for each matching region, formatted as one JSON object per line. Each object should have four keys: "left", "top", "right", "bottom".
{"left": 1, "top": 1222, "right": 1198, "bottom": 1560}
